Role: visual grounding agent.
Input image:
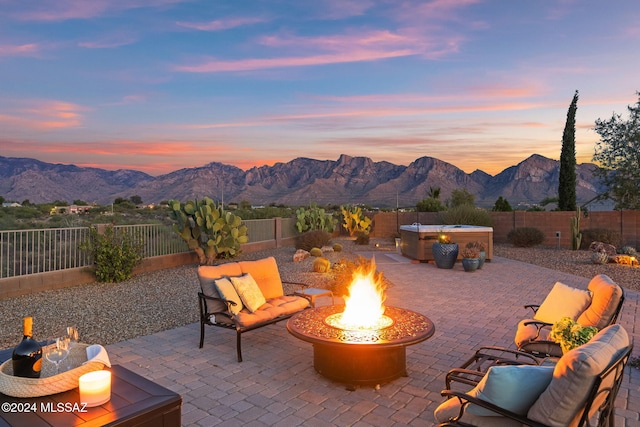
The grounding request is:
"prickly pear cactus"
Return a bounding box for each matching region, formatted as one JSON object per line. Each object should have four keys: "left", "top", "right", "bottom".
{"left": 168, "top": 197, "right": 248, "bottom": 264}
{"left": 295, "top": 202, "right": 337, "bottom": 233}
{"left": 340, "top": 204, "right": 372, "bottom": 237}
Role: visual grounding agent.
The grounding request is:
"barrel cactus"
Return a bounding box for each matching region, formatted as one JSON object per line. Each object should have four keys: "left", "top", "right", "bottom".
{"left": 168, "top": 197, "right": 248, "bottom": 265}
{"left": 313, "top": 257, "right": 331, "bottom": 273}
{"left": 333, "top": 243, "right": 343, "bottom": 252}
{"left": 309, "top": 247, "right": 323, "bottom": 257}
{"left": 591, "top": 251, "right": 609, "bottom": 265}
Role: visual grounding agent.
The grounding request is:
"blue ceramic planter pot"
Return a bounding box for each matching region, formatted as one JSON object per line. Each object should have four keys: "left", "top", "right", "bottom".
{"left": 432, "top": 243, "right": 458, "bottom": 269}
{"left": 477, "top": 251, "right": 486, "bottom": 269}
{"left": 462, "top": 257, "right": 480, "bottom": 272}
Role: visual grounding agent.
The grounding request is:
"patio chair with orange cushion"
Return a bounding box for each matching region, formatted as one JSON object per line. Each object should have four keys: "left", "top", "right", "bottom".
{"left": 514, "top": 274, "right": 624, "bottom": 358}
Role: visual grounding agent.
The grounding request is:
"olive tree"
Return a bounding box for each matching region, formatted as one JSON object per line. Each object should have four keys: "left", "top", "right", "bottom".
{"left": 593, "top": 93, "right": 640, "bottom": 210}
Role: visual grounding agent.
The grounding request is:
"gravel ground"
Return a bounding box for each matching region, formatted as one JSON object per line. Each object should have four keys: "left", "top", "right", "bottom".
{"left": 1, "top": 238, "right": 638, "bottom": 350}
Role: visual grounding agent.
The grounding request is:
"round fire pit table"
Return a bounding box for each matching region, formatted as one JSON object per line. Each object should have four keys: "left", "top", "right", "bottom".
{"left": 287, "top": 305, "right": 435, "bottom": 388}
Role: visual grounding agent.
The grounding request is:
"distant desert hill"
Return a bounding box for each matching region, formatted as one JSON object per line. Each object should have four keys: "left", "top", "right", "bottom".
{"left": 0, "top": 154, "right": 607, "bottom": 209}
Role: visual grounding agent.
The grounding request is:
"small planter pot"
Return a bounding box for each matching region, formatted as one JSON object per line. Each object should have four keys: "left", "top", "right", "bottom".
{"left": 477, "top": 251, "right": 486, "bottom": 269}
{"left": 432, "top": 243, "right": 458, "bottom": 269}
{"left": 462, "top": 258, "right": 480, "bottom": 272}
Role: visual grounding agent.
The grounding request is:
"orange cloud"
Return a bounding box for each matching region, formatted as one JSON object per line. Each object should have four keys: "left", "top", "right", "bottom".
{"left": 0, "top": 100, "right": 88, "bottom": 130}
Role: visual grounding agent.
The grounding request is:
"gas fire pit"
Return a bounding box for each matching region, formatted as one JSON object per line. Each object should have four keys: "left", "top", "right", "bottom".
{"left": 287, "top": 304, "right": 435, "bottom": 387}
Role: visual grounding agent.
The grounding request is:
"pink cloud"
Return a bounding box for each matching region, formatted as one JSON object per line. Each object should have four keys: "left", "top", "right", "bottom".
{"left": 78, "top": 33, "right": 137, "bottom": 49}
{"left": 314, "top": 0, "right": 374, "bottom": 20}
{"left": 10, "top": 0, "right": 189, "bottom": 22}
{"left": 174, "top": 48, "right": 417, "bottom": 73}
{"left": 0, "top": 43, "right": 40, "bottom": 57}
{"left": 176, "top": 16, "right": 267, "bottom": 31}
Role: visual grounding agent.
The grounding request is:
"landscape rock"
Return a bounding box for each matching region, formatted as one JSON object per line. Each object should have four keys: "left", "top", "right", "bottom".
{"left": 589, "top": 241, "right": 617, "bottom": 257}
{"left": 293, "top": 249, "right": 310, "bottom": 262}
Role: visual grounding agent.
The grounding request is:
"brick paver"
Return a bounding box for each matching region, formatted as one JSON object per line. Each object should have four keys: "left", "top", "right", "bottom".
{"left": 106, "top": 253, "right": 640, "bottom": 426}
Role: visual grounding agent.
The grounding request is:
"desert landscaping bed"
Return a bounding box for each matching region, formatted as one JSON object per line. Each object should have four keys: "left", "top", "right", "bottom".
{"left": 0, "top": 238, "right": 637, "bottom": 350}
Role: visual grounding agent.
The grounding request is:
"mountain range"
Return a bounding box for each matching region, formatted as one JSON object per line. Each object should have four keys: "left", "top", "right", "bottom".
{"left": 0, "top": 154, "right": 607, "bottom": 209}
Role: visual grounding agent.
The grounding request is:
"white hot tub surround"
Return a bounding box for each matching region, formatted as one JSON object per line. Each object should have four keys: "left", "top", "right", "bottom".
{"left": 399, "top": 224, "right": 493, "bottom": 262}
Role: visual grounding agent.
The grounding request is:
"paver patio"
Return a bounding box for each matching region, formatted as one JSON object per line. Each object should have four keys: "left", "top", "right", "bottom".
{"left": 106, "top": 253, "right": 640, "bottom": 426}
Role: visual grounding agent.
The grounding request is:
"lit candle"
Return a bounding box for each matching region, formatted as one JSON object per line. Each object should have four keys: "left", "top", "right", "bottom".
{"left": 79, "top": 370, "right": 111, "bottom": 407}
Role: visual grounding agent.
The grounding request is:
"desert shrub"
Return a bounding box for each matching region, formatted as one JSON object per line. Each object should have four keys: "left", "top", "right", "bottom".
{"left": 461, "top": 247, "right": 480, "bottom": 258}
{"left": 79, "top": 225, "right": 143, "bottom": 282}
{"left": 507, "top": 227, "right": 545, "bottom": 247}
{"left": 354, "top": 231, "right": 370, "bottom": 245}
{"left": 580, "top": 228, "right": 621, "bottom": 250}
{"left": 295, "top": 230, "right": 331, "bottom": 251}
{"left": 313, "top": 257, "right": 331, "bottom": 273}
{"left": 309, "top": 247, "right": 323, "bottom": 257}
{"left": 333, "top": 243, "right": 343, "bottom": 252}
{"left": 618, "top": 245, "right": 638, "bottom": 257}
{"left": 439, "top": 205, "right": 492, "bottom": 226}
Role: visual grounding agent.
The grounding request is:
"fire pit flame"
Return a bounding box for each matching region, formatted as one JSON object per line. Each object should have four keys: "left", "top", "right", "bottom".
{"left": 326, "top": 257, "right": 392, "bottom": 330}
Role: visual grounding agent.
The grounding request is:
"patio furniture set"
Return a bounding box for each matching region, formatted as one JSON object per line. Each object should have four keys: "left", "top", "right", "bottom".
{"left": 196, "top": 256, "right": 633, "bottom": 427}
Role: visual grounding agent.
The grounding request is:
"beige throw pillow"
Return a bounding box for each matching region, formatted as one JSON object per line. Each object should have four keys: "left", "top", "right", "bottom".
{"left": 214, "top": 278, "right": 243, "bottom": 315}
{"left": 534, "top": 282, "right": 592, "bottom": 323}
{"left": 231, "top": 273, "right": 266, "bottom": 313}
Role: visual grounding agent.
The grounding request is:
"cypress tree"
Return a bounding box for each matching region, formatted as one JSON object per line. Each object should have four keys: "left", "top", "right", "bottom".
{"left": 558, "top": 90, "right": 578, "bottom": 211}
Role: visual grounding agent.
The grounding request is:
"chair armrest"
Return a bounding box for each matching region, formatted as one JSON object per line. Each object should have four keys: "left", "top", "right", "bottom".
{"left": 523, "top": 320, "right": 553, "bottom": 340}
{"left": 472, "top": 345, "right": 542, "bottom": 365}
{"left": 438, "top": 390, "right": 549, "bottom": 427}
{"left": 197, "top": 292, "right": 237, "bottom": 317}
{"left": 524, "top": 304, "right": 540, "bottom": 315}
{"left": 447, "top": 346, "right": 542, "bottom": 389}
{"left": 445, "top": 368, "right": 487, "bottom": 389}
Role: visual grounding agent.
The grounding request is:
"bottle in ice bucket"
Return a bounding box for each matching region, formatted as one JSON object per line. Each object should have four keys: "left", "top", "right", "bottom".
{"left": 12, "top": 317, "right": 42, "bottom": 378}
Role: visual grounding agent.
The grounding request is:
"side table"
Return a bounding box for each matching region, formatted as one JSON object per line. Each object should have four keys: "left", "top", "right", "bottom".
{"left": 0, "top": 364, "right": 181, "bottom": 427}
{"left": 294, "top": 288, "right": 335, "bottom": 307}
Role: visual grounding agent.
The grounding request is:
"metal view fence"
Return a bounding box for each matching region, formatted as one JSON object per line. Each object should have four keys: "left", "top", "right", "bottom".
{"left": 0, "top": 218, "right": 296, "bottom": 279}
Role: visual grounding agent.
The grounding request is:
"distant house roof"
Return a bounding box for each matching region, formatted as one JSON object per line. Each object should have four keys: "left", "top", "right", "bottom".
{"left": 2, "top": 202, "right": 21, "bottom": 207}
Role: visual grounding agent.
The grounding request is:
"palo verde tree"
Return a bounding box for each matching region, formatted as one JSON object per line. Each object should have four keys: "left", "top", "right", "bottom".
{"left": 558, "top": 90, "right": 579, "bottom": 211}
{"left": 593, "top": 92, "right": 640, "bottom": 210}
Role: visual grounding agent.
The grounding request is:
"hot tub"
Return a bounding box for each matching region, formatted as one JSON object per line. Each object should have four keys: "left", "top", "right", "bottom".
{"left": 399, "top": 224, "right": 493, "bottom": 262}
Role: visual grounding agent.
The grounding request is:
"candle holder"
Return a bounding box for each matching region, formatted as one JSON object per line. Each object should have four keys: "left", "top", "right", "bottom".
{"left": 79, "top": 370, "right": 111, "bottom": 407}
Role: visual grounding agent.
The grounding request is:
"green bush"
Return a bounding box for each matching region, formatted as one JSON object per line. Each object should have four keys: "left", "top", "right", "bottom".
{"left": 439, "top": 205, "right": 492, "bottom": 226}
{"left": 507, "top": 227, "right": 545, "bottom": 247}
{"left": 580, "top": 228, "right": 621, "bottom": 249}
{"left": 295, "top": 230, "right": 331, "bottom": 251}
{"left": 80, "top": 225, "right": 143, "bottom": 282}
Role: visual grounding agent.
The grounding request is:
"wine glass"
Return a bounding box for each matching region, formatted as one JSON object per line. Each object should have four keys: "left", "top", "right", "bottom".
{"left": 45, "top": 337, "right": 69, "bottom": 375}
{"left": 63, "top": 326, "right": 79, "bottom": 349}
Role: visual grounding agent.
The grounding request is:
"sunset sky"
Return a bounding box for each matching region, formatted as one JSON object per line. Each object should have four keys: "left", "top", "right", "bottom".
{"left": 1, "top": 0, "right": 639, "bottom": 176}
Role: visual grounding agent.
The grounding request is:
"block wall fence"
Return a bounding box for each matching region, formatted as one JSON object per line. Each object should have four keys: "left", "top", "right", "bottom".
{"left": 369, "top": 210, "right": 640, "bottom": 249}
